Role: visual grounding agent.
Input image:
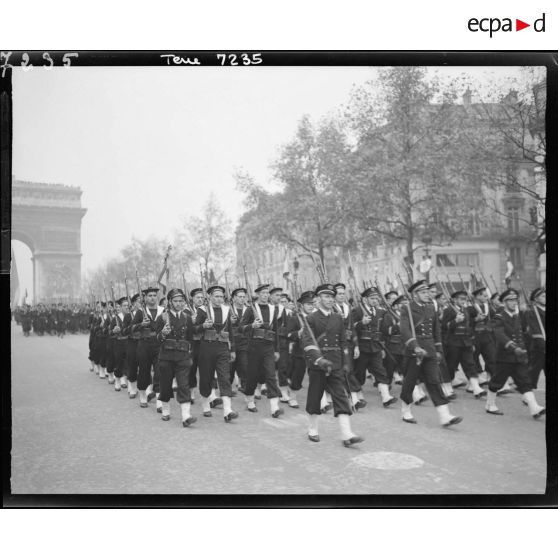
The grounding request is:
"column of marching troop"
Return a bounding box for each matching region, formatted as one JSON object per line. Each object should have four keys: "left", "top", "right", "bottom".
{"left": 85, "top": 278, "right": 546, "bottom": 446}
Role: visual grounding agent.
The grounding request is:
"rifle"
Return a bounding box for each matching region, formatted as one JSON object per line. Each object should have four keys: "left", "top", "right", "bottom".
{"left": 489, "top": 274, "right": 499, "bottom": 295}
{"left": 517, "top": 275, "right": 546, "bottom": 341}
{"left": 135, "top": 268, "right": 149, "bottom": 318}
{"left": 181, "top": 273, "right": 195, "bottom": 314}
{"left": 124, "top": 275, "right": 132, "bottom": 307}
{"left": 224, "top": 270, "right": 238, "bottom": 318}
{"left": 457, "top": 271, "right": 482, "bottom": 313}
{"left": 243, "top": 264, "right": 258, "bottom": 315}
{"left": 474, "top": 266, "right": 492, "bottom": 297}
{"left": 255, "top": 268, "right": 262, "bottom": 285}
{"left": 396, "top": 272, "right": 422, "bottom": 365}
{"left": 373, "top": 279, "right": 399, "bottom": 321}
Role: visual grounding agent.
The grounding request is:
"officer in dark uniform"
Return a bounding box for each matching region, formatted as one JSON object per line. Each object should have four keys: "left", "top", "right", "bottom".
{"left": 526, "top": 287, "right": 545, "bottom": 389}
{"left": 300, "top": 284, "right": 362, "bottom": 446}
{"left": 110, "top": 297, "right": 130, "bottom": 392}
{"left": 380, "top": 294, "right": 406, "bottom": 389}
{"left": 352, "top": 287, "right": 397, "bottom": 408}
{"left": 441, "top": 291, "right": 486, "bottom": 398}
{"left": 471, "top": 287, "right": 497, "bottom": 386}
{"left": 194, "top": 285, "right": 238, "bottom": 422}
{"left": 229, "top": 287, "right": 248, "bottom": 393}
{"left": 188, "top": 287, "right": 206, "bottom": 402}
{"left": 131, "top": 287, "right": 164, "bottom": 409}
{"left": 155, "top": 288, "right": 197, "bottom": 426}
{"left": 122, "top": 293, "right": 141, "bottom": 398}
{"left": 270, "top": 286, "right": 292, "bottom": 403}
{"left": 399, "top": 280, "right": 462, "bottom": 427}
{"left": 239, "top": 284, "right": 283, "bottom": 416}
{"left": 485, "top": 289, "right": 545, "bottom": 419}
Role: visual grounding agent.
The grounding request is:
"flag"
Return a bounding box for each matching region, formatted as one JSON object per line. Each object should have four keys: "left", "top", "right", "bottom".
{"left": 157, "top": 245, "right": 172, "bottom": 295}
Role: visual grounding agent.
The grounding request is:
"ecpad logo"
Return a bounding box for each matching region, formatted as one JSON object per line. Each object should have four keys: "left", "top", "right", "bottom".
{"left": 468, "top": 13, "right": 545, "bottom": 37}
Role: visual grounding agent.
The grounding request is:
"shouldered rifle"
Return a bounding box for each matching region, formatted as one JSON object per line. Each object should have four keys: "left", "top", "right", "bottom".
{"left": 457, "top": 271, "right": 482, "bottom": 313}
{"left": 135, "top": 268, "right": 150, "bottom": 319}
{"left": 181, "top": 273, "right": 195, "bottom": 314}
{"left": 489, "top": 274, "right": 499, "bottom": 295}
{"left": 243, "top": 264, "right": 258, "bottom": 315}
{"left": 517, "top": 275, "right": 545, "bottom": 341}
{"left": 224, "top": 270, "right": 238, "bottom": 318}
{"left": 347, "top": 264, "right": 371, "bottom": 317}
{"left": 374, "top": 280, "right": 399, "bottom": 321}
{"left": 124, "top": 275, "right": 132, "bottom": 308}
{"left": 396, "top": 272, "right": 422, "bottom": 365}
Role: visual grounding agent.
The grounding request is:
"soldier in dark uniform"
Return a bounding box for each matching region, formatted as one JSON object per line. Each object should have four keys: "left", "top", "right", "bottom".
{"left": 194, "top": 285, "right": 238, "bottom": 421}
{"left": 399, "top": 280, "right": 463, "bottom": 427}
{"left": 300, "top": 284, "right": 363, "bottom": 446}
{"left": 155, "top": 288, "right": 197, "bottom": 426}
{"left": 352, "top": 287, "right": 397, "bottom": 408}
{"left": 131, "top": 287, "right": 164, "bottom": 409}
{"left": 21, "top": 305, "right": 32, "bottom": 337}
{"left": 485, "top": 289, "right": 545, "bottom": 419}
{"left": 441, "top": 291, "right": 486, "bottom": 398}
{"left": 381, "top": 294, "right": 406, "bottom": 390}
{"left": 87, "top": 303, "right": 98, "bottom": 372}
{"left": 55, "top": 303, "right": 66, "bottom": 338}
{"left": 270, "top": 287, "right": 292, "bottom": 404}
{"left": 110, "top": 297, "right": 130, "bottom": 391}
{"left": 239, "top": 284, "right": 283, "bottom": 416}
{"left": 92, "top": 302, "right": 110, "bottom": 378}
{"left": 105, "top": 301, "right": 118, "bottom": 385}
{"left": 122, "top": 293, "right": 141, "bottom": 398}
{"left": 229, "top": 287, "right": 248, "bottom": 393}
{"left": 188, "top": 288, "right": 206, "bottom": 402}
{"left": 333, "top": 283, "right": 365, "bottom": 409}
{"left": 471, "top": 287, "right": 497, "bottom": 387}
{"left": 526, "top": 287, "right": 545, "bottom": 389}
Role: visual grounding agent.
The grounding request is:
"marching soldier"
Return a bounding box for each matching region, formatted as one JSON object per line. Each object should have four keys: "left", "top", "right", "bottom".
{"left": 188, "top": 287, "right": 206, "bottom": 402}
{"left": 194, "top": 286, "right": 238, "bottom": 421}
{"left": 300, "top": 284, "right": 363, "bottom": 446}
{"left": 399, "top": 280, "right": 463, "bottom": 427}
{"left": 380, "top": 294, "right": 406, "bottom": 389}
{"left": 485, "top": 289, "right": 545, "bottom": 419}
{"left": 270, "top": 286, "right": 293, "bottom": 404}
{"left": 21, "top": 305, "right": 32, "bottom": 337}
{"left": 131, "top": 287, "right": 164, "bottom": 409}
{"left": 110, "top": 297, "right": 130, "bottom": 391}
{"left": 441, "top": 291, "right": 486, "bottom": 398}
{"left": 333, "top": 283, "right": 365, "bottom": 409}
{"left": 155, "top": 288, "right": 197, "bottom": 426}
{"left": 229, "top": 287, "right": 249, "bottom": 393}
{"left": 122, "top": 293, "right": 141, "bottom": 398}
{"left": 352, "top": 287, "right": 397, "bottom": 408}
{"left": 471, "top": 287, "right": 497, "bottom": 387}
{"left": 239, "top": 284, "right": 283, "bottom": 416}
{"left": 526, "top": 287, "right": 545, "bottom": 389}
{"left": 105, "top": 301, "right": 117, "bottom": 385}
{"left": 93, "top": 302, "right": 110, "bottom": 379}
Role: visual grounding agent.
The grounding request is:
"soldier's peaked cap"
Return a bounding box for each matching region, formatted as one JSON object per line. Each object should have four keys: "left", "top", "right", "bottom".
{"left": 254, "top": 284, "right": 271, "bottom": 293}
{"left": 392, "top": 295, "right": 407, "bottom": 305}
{"left": 409, "top": 280, "right": 429, "bottom": 293}
{"left": 472, "top": 287, "right": 487, "bottom": 296}
{"left": 490, "top": 292, "right": 500, "bottom": 300}
{"left": 428, "top": 283, "right": 438, "bottom": 289}
{"left": 298, "top": 290, "right": 315, "bottom": 304}
{"left": 167, "top": 288, "right": 186, "bottom": 300}
{"left": 530, "top": 287, "right": 545, "bottom": 301}
{"left": 207, "top": 285, "right": 225, "bottom": 295}
{"left": 499, "top": 288, "right": 519, "bottom": 302}
{"left": 450, "top": 290, "right": 468, "bottom": 299}
{"left": 269, "top": 286, "right": 283, "bottom": 295}
{"left": 385, "top": 290, "right": 398, "bottom": 298}
{"left": 315, "top": 284, "right": 336, "bottom": 296}
{"left": 116, "top": 296, "right": 127, "bottom": 305}
{"left": 131, "top": 293, "right": 140, "bottom": 303}
{"left": 231, "top": 287, "right": 247, "bottom": 298}
{"left": 142, "top": 287, "right": 159, "bottom": 295}
{"left": 361, "top": 287, "right": 379, "bottom": 298}
{"left": 190, "top": 288, "right": 203, "bottom": 298}
{"left": 334, "top": 282, "right": 346, "bottom": 291}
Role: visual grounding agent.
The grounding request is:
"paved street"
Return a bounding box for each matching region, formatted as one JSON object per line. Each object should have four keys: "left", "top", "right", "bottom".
{"left": 10, "top": 323, "right": 546, "bottom": 494}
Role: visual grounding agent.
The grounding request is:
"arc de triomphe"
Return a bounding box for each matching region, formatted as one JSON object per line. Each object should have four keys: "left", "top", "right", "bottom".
{"left": 12, "top": 178, "right": 87, "bottom": 303}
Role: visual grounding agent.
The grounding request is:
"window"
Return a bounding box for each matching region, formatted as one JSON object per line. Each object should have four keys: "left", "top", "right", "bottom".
{"left": 436, "top": 253, "right": 480, "bottom": 267}
{"left": 509, "top": 246, "right": 523, "bottom": 270}
{"left": 507, "top": 207, "right": 520, "bottom": 235}
{"left": 466, "top": 210, "right": 481, "bottom": 236}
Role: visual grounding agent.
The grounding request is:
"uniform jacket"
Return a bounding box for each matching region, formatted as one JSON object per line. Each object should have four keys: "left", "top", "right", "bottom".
{"left": 525, "top": 305, "right": 545, "bottom": 353}
{"left": 300, "top": 308, "right": 347, "bottom": 370}
{"left": 230, "top": 305, "right": 249, "bottom": 351}
{"left": 334, "top": 301, "right": 358, "bottom": 345}
{"left": 493, "top": 310, "right": 529, "bottom": 363}
{"left": 380, "top": 309, "right": 404, "bottom": 355}
{"left": 441, "top": 305, "right": 475, "bottom": 347}
{"left": 131, "top": 306, "right": 165, "bottom": 343}
{"left": 239, "top": 304, "right": 279, "bottom": 351}
{"left": 351, "top": 304, "right": 384, "bottom": 353}
{"left": 156, "top": 310, "right": 194, "bottom": 361}
{"left": 470, "top": 301, "right": 497, "bottom": 339}
{"left": 276, "top": 305, "right": 292, "bottom": 350}
{"left": 194, "top": 305, "right": 236, "bottom": 350}
{"left": 400, "top": 300, "right": 443, "bottom": 358}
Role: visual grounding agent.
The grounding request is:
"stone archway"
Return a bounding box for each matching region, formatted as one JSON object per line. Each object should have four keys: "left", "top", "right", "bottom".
{"left": 12, "top": 178, "right": 87, "bottom": 303}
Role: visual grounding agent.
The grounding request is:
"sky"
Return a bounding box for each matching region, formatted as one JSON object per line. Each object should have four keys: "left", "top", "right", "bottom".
{"left": 10, "top": 64, "right": 534, "bottom": 300}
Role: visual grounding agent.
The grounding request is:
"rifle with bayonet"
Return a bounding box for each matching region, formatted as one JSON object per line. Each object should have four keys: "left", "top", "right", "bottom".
{"left": 517, "top": 275, "right": 546, "bottom": 341}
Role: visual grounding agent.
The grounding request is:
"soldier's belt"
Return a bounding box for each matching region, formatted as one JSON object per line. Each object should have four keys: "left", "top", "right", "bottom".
{"left": 140, "top": 331, "right": 157, "bottom": 339}
{"left": 202, "top": 330, "right": 230, "bottom": 343}
{"left": 193, "top": 333, "right": 202, "bottom": 341}
{"left": 117, "top": 335, "right": 129, "bottom": 341}
{"left": 360, "top": 332, "right": 380, "bottom": 341}
{"left": 162, "top": 339, "right": 191, "bottom": 352}
{"left": 475, "top": 327, "right": 493, "bottom": 332}
{"left": 321, "top": 346, "right": 341, "bottom": 352}
{"left": 130, "top": 333, "right": 141, "bottom": 340}
{"left": 253, "top": 328, "right": 276, "bottom": 341}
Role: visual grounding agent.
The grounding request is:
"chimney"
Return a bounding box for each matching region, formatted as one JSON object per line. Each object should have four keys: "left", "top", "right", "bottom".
{"left": 462, "top": 88, "right": 472, "bottom": 106}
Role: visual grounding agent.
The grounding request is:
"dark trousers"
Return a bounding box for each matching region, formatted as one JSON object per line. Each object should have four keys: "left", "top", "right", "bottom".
{"left": 474, "top": 334, "right": 496, "bottom": 375}
{"left": 289, "top": 355, "right": 307, "bottom": 391}
{"left": 105, "top": 338, "right": 116, "bottom": 373}
{"left": 198, "top": 341, "right": 233, "bottom": 398}
{"left": 88, "top": 331, "right": 95, "bottom": 360}
{"left": 354, "top": 350, "right": 389, "bottom": 386}
{"left": 488, "top": 360, "right": 532, "bottom": 394}
{"left": 445, "top": 345, "right": 478, "bottom": 380}
{"left": 276, "top": 347, "right": 290, "bottom": 387}
{"left": 438, "top": 352, "right": 451, "bottom": 383}
{"left": 189, "top": 341, "right": 200, "bottom": 389}
{"left": 137, "top": 340, "right": 160, "bottom": 392}
{"left": 126, "top": 339, "right": 139, "bottom": 383}
{"left": 113, "top": 340, "right": 128, "bottom": 378}
{"left": 400, "top": 356, "right": 447, "bottom": 407}
{"left": 306, "top": 368, "right": 352, "bottom": 417}
{"left": 230, "top": 349, "right": 248, "bottom": 388}
{"left": 245, "top": 341, "right": 281, "bottom": 398}
{"left": 94, "top": 336, "right": 107, "bottom": 366}
{"left": 158, "top": 357, "right": 192, "bottom": 403}
{"left": 529, "top": 351, "right": 545, "bottom": 388}
{"left": 384, "top": 352, "right": 405, "bottom": 384}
